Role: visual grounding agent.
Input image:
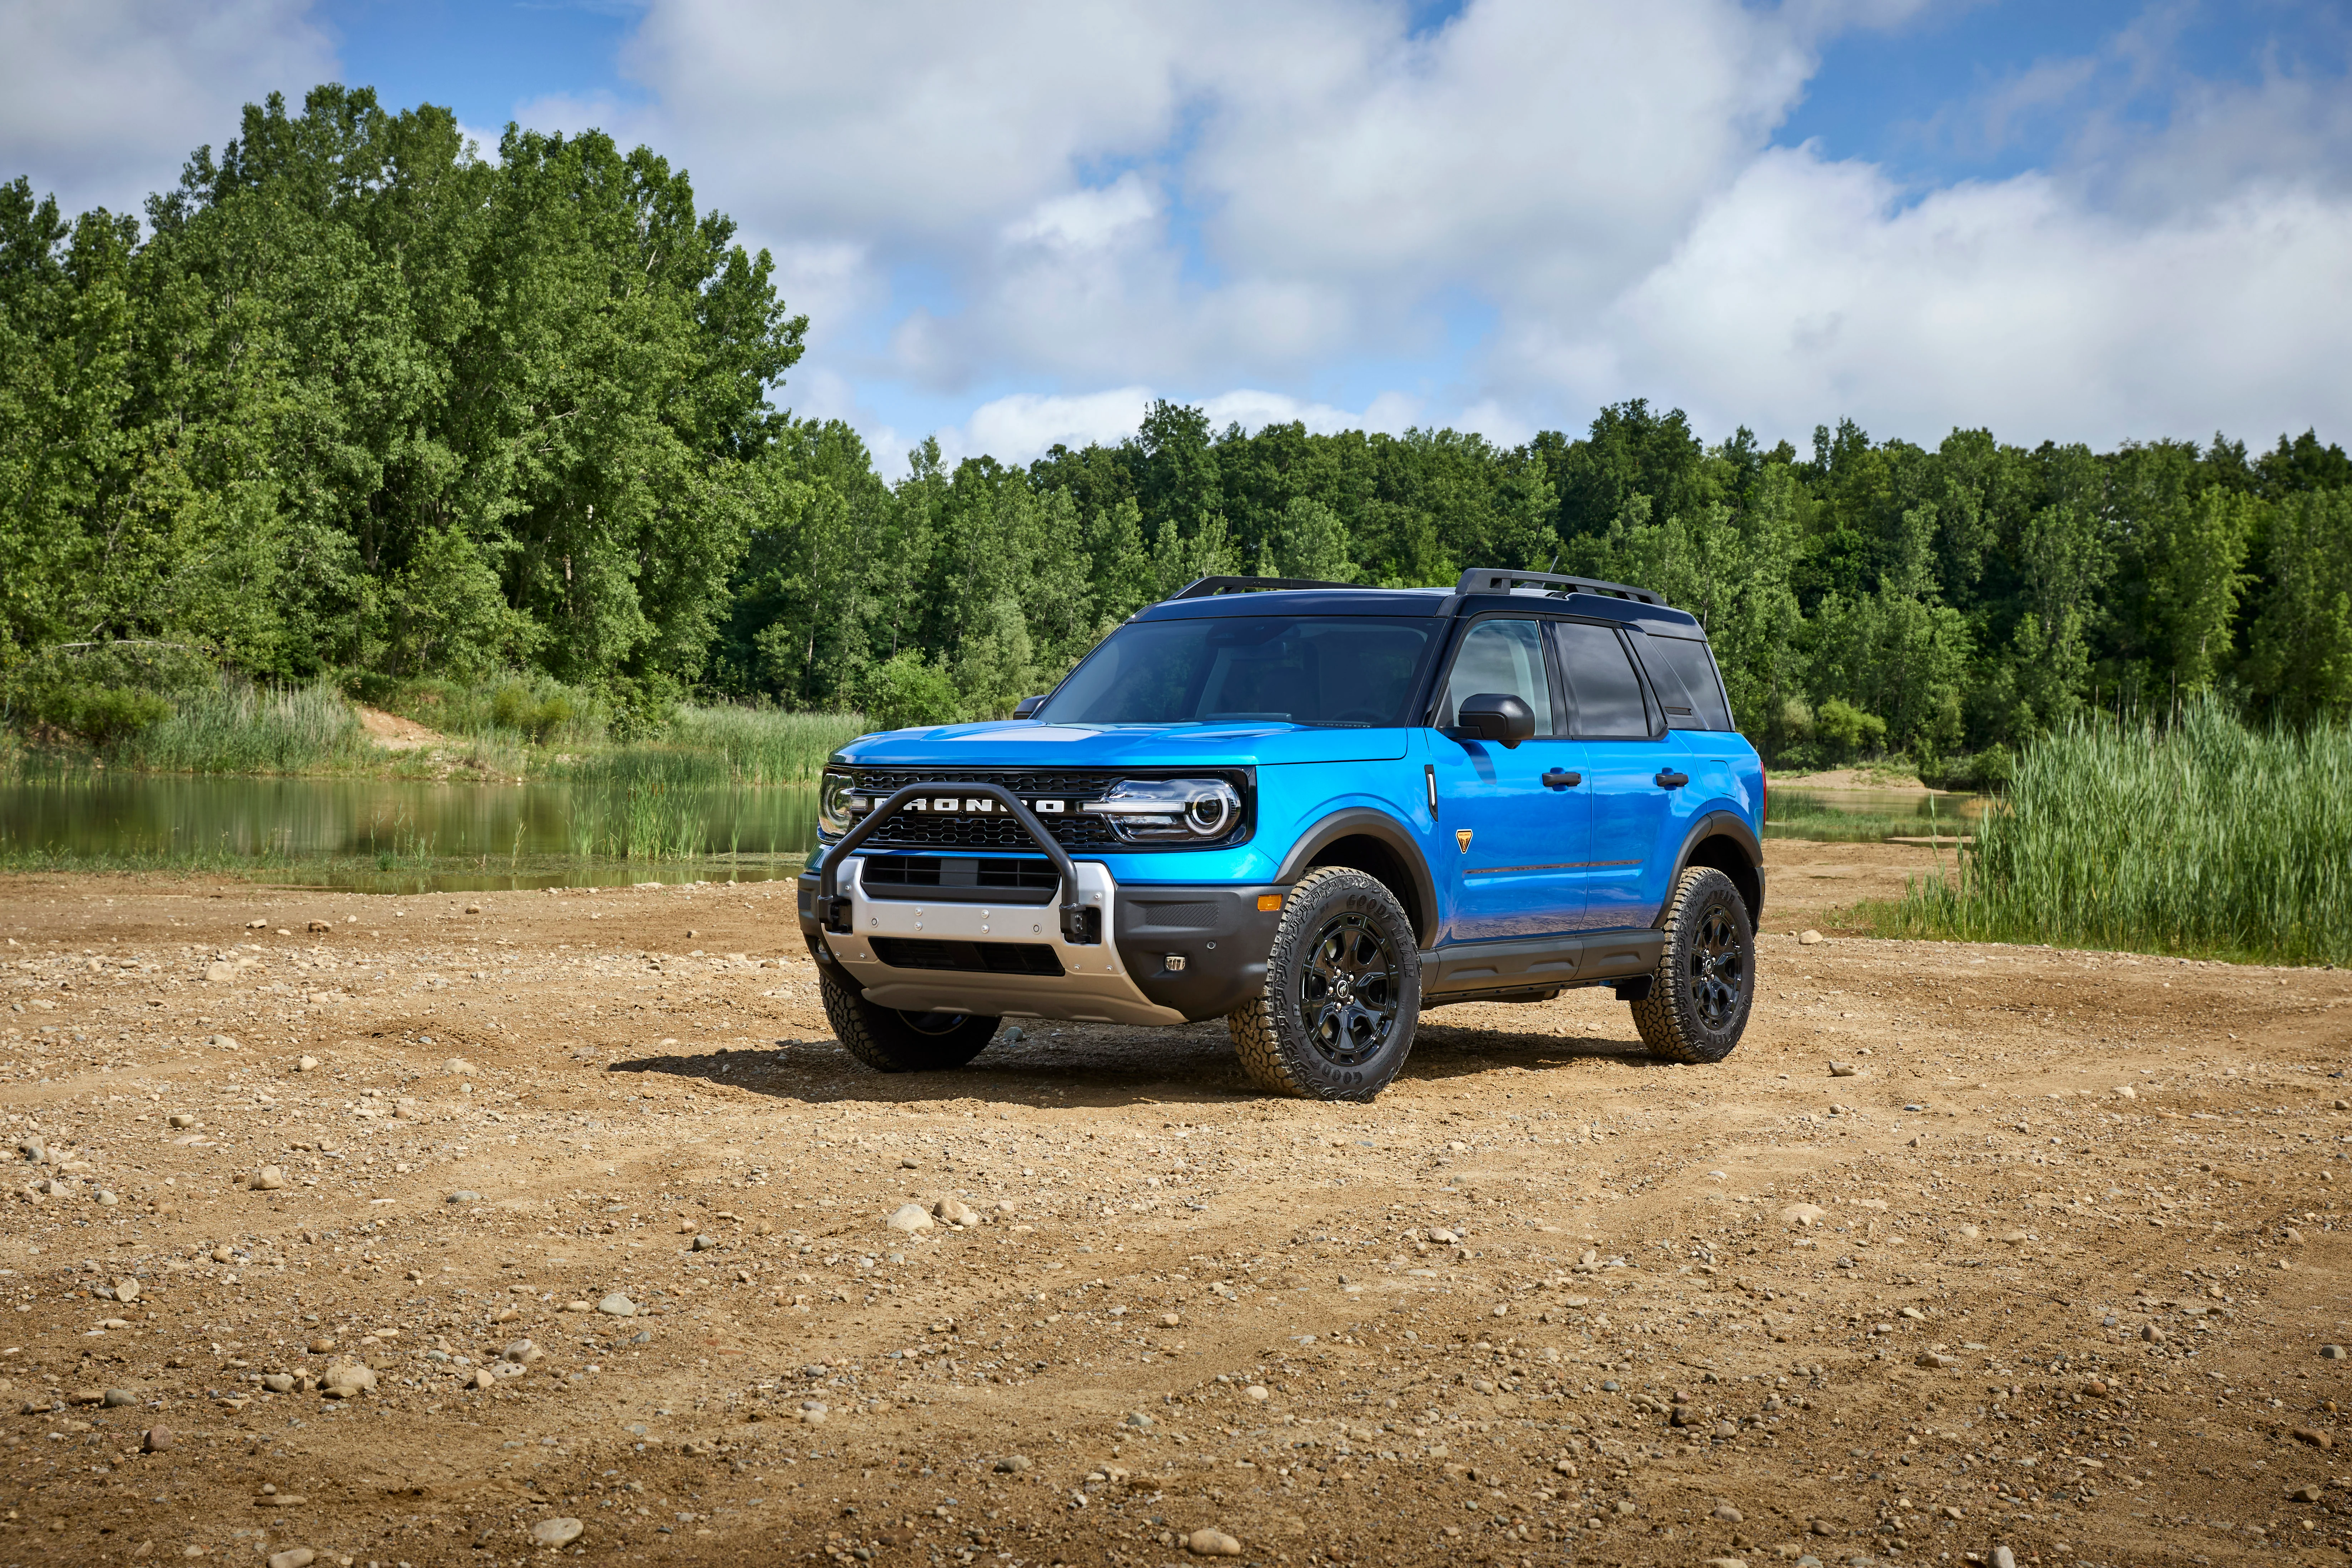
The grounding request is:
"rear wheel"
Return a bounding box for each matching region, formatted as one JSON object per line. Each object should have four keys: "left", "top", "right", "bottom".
{"left": 1228, "top": 867, "right": 1421, "bottom": 1100}
{"left": 1631, "top": 865, "right": 1754, "bottom": 1064}
{"left": 818, "top": 967, "right": 999, "bottom": 1072}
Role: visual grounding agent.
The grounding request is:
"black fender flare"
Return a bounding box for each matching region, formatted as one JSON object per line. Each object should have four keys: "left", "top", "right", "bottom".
{"left": 1663, "top": 807, "right": 1766, "bottom": 926}
{"left": 1272, "top": 807, "right": 1443, "bottom": 948}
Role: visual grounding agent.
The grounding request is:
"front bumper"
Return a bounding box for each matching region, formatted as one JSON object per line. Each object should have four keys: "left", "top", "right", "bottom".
{"left": 797, "top": 856, "right": 1284, "bottom": 1026}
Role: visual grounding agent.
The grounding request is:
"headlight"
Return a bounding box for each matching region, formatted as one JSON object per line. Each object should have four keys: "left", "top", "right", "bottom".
{"left": 817, "top": 770, "right": 855, "bottom": 838}
{"left": 1081, "top": 778, "right": 1242, "bottom": 843}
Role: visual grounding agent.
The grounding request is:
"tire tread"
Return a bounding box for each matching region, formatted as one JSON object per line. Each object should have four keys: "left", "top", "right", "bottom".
{"left": 1630, "top": 865, "right": 1750, "bottom": 1065}
{"left": 818, "top": 967, "right": 996, "bottom": 1072}
{"left": 1226, "top": 866, "right": 1417, "bottom": 1101}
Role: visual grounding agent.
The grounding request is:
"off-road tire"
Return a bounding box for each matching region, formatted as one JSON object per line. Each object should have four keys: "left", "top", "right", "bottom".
{"left": 1631, "top": 865, "right": 1754, "bottom": 1064}
{"left": 1227, "top": 867, "right": 1421, "bottom": 1101}
{"left": 818, "top": 966, "right": 999, "bottom": 1073}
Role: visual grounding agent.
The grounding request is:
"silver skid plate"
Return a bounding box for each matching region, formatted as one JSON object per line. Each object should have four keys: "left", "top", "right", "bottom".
{"left": 828, "top": 858, "right": 1183, "bottom": 1026}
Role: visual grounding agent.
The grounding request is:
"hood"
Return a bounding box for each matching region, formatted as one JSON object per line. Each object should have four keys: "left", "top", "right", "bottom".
{"left": 835, "top": 719, "right": 1411, "bottom": 768}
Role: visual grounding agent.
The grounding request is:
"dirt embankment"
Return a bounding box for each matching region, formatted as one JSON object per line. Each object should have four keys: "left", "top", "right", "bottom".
{"left": 354, "top": 706, "right": 448, "bottom": 751}
{"left": 1, "top": 845, "right": 2345, "bottom": 1566}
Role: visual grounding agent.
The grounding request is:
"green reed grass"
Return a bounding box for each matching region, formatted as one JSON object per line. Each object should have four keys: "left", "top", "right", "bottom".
{"left": 1883, "top": 700, "right": 2352, "bottom": 966}
{"left": 0, "top": 837, "right": 302, "bottom": 877}
{"left": 115, "top": 678, "right": 377, "bottom": 775}
{"left": 563, "top": 780, "right": 710, "bottom": 859}
{"left": 652, "top": 705, "right": 868, "bottom": 784}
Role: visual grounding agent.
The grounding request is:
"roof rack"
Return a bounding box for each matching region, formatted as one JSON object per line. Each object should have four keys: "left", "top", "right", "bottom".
{"left": 1170, "top": 575, "right": 1359, "bottom": 600}
{"left": 1454, "top": 567, "right": 1663, "bottom": 606}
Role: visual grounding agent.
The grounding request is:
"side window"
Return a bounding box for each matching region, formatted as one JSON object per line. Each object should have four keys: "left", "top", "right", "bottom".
{"left": 1439, "top": 618, "right": 1555, "bottom": 736}
{"left": 1637, "top": 634, "right": 1734, "bottom": 730}
{"left": 1554, "top": 621, "right": 1653, "bottom": 739}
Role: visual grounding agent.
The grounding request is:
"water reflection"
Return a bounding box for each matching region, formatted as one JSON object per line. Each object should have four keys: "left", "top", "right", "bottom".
{"left": 0, "top": 774, "right": 821, "bottom": 893}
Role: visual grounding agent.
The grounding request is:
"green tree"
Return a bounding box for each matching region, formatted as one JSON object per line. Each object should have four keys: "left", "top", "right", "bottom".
{"left": 1259, "top": 496, "right": 1358, "bottom": 581}
{"left": 2247, "top": 489, "right": 2352, "bottom": 722}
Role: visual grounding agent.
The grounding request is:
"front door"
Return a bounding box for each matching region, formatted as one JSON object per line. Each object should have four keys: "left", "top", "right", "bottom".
{"left": 1553, "top": 619, "right": 1674, "bottom": 930}
{"left": 1428, "top": 616, "right": 1590, "bottom": 942}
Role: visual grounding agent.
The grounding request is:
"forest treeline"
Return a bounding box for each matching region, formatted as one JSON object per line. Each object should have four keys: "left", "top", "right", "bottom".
{"left": 5, "top": 85, "right": 2351, "bottom": 772}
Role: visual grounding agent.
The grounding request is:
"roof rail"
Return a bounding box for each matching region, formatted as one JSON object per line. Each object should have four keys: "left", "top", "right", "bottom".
{"left": 1170, "top": 575, "right": 1359, "bottom": 600}
{"left": 1454, "top": 567, "right": 1662, "bottom": 606}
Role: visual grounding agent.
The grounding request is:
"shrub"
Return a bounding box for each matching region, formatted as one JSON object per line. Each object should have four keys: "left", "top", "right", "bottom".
{"left": 861, "top": 652, "right": 962, "bottom": 732}
{"left": 31, "top": 683, "right": 173, "bottom": 747}
{"left": 488, "top": 681, "right": 578, "bottom": 743}
{"left": 1815, "top": 698, "right": 1888, "bottom": 763}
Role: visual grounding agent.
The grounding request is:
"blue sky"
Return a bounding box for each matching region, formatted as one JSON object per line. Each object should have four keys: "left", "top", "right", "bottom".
{"left": 5, "top": 1, "right": 2349, "bottom": 467}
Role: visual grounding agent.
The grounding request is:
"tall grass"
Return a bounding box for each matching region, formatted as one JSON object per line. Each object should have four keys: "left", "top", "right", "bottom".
{"left": 1887, "top": 700, "right": 2352, "bottom": 966}
{"left": 118, "top": 678, "right": 377, "bottom": 774}
{"left": 653, "top": 705, "right": 869, "bottom": 783}
{"left": 566, "top": 780, "right": 710, "bottom": 859}
{"left": 553, "top": 706, "right": 868, "bottom": 789}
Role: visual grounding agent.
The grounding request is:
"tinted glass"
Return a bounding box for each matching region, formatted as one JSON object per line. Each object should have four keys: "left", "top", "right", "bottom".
{"left": 1440, "top": 619, "right": 1554, "bottom": 736}
{"left": 1639, "top": 635, "right": 1733, "bottom": 730}
{"left": 1038, "top": 616, "right": 1436, "bottom": 726}
{"left": 1554, "top": 621, "right": 1652, "bottom": 739}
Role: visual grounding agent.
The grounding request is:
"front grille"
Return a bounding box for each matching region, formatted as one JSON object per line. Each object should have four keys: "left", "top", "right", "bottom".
{"left": 869, "top": 938, "right": 1064, "bottom": 976}
{"left": 865, "top": 814, "right": 1122, "bottom": 851}
{"left": 845, "top": 767, "right": 1249, "bottom": 853}
{"left": 862, "top": 855, "right": 1061, "bottom": 892}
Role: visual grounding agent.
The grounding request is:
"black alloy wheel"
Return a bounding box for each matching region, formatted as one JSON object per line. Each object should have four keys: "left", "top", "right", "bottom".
{"left": 1299, "top": 912, "right": 1404, "bottom": 1066}
{"left": 1687, "top": 902, "right": 1746, "bottom": 1029}
{"left": 898, "top": 1008, "right": 980, "bottom": 1037}
{"left": 1228, "top": 866, "right": 1423, "bottom": 1100}
{"left": 1630, "top": 865, "right": 1755, "bottom": 1064}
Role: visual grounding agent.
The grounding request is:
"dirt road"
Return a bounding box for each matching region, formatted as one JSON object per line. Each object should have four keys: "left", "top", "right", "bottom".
{"left": 3, "top": 844, "right": 2346, "bottom": 1567}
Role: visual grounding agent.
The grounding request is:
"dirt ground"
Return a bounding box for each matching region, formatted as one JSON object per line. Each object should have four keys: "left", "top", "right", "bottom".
{"left": 3, "top": 840, "right": 2347, "bottom": 1568}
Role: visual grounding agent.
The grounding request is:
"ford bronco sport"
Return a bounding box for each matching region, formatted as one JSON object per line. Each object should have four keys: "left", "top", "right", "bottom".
{"left": 798, "top": 568, "right": 1765, "bottom": 1100}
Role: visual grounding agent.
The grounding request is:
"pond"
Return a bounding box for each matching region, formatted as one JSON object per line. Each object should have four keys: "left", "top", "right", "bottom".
{"left": 1765, "top": 785, "right": 1987, "bottom": 842}
{"left": 0, "top": 773, "right": 821, "bottom": 894}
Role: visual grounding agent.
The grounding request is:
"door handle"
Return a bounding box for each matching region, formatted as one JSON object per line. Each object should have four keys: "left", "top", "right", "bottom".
{"left": 1655, "top": 770, "right": 1689, "bottom": 789}
{"left": 1542, "top": 769, "right": 1581, "bottom": 789}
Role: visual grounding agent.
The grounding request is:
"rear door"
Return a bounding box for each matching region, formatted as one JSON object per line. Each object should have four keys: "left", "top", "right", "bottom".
{"left": 1427, "top": 615, "right": 1590, "bottom": 942}
{"left": 1552, "top": 619, "right": 1675, "bottom": 930}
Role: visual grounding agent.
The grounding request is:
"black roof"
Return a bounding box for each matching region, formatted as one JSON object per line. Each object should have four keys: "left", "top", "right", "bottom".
{"left": 1138, "top": 571, "right": 1706, "bottom": 636}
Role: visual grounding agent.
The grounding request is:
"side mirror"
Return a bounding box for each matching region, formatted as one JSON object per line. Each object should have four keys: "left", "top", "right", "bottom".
{"left": 1011, "top": 695, "right": 1047, "bottom": 719}
{"left": 1457, "top": 692, "right": 1535, "bottom": 749}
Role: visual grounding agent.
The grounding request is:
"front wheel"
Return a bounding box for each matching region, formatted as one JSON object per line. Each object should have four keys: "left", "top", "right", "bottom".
{"left": 818, "top": 967, "right": 999, "bottom": 1072}
{"left": 1227, "top": 867, "right": 1422, "bottom": 1101}
{"left": 1630, "top": 865, "right": 1754, "bottom": 1063}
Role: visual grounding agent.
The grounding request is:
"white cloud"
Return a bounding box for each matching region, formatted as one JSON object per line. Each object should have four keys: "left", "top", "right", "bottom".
{"left": 943, "top": 387, "right": 1155, "bottom": 468}
{"left": 1199, "top": 388, "right": 1404, "bottom": 437}
{"left": 1190, "top": 0, "right": 1810, "bottom": 306}
{"left": 620, "top": 0, "right": 1827, "bottom": 394}
{"left": 619, "top": 2, "right": 1222, "bottom": 244}
{"left": 0, "top": 0, "right": 337, "bottom": 217}
{"left": 613, "top": 0, "right": 2346, "bottom": 453}
{"left": 932, "top": 384, "right": 1534, "bottom": 468}
{"left": 452, "top": 121, "right": 505, "bottom": 164}
{"left": 1003, "top": 172, "right": 1157, "bottom": 252}
{"left": 1583, "top": 146, "right": 2352, "bottom": 448}
{"left": 15, "top": 0, "right": 2349, "bottom": 461}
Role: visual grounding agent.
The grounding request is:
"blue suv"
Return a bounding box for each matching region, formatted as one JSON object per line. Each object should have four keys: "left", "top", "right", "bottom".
{"left": 799, "top": 569, "right": 1765, "bottom": 1100}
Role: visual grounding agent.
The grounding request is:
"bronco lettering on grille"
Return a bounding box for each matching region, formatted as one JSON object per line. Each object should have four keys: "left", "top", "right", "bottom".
{"left": 900, "top": 797, "right": 1065, "bottom": 815}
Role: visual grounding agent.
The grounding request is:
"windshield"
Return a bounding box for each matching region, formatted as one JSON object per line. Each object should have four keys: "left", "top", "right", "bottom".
{"left": 1037, "top": 615, "right": 1438, "bottom": 726}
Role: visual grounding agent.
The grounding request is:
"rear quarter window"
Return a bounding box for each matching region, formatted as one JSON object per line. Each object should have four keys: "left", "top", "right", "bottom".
{"left": 1638, "top": 635, "right": 1734, "bottom": 731}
